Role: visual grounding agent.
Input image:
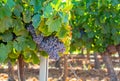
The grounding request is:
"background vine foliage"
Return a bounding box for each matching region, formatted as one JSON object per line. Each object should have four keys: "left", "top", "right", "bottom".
{"left": 70, "top": 0, "right": 120, "bottom": 53}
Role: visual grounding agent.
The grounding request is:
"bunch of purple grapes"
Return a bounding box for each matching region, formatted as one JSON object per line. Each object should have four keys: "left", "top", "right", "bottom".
{"left": 26, "top": 24, "right": 44, "bottom": 44}
{"left": 26, "top": 23, "right": 65, "bottom": 60}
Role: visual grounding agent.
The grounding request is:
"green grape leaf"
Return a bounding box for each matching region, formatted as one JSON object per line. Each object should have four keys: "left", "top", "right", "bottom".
{"left": 87, "top": 31, "right": 95, "bottom": 38}
{"left": 13, "top": 41, "right": 22, "bottom": 52}
{"left": 14, "top": 36, "right": 36, "bottom": 52}
{"left": 57, "top": 27, "right": 68, "bottom": 38}
{"left": 0, "top": 6, "right": 11, "bottom": 18}
{"left": 111, "top": 0, "right": 119, "bottom": 6}
{"left": 101, "top": 24, "right": 111, "bottom": 34}
{"left": 6, "top": 0, "right": 15, "bottom": 9}
{"left": 112, "top": 35, "right": 120, "bottom": 45}
{"left": 0, "top": 17, "right": 12, "bottom": 33}
{"left": 26, "top": 39, "right": 36, "bottom": 50}
{"left": 16, "top": 36, "right": 26, "bottom": 42}
{"left": 43, "top": 4, "right": 53, "bottom": 18}
{"left": 46, "top": 17, "right": 61, "bottom": 32}
{"left": 9, "top": 52, "right": 19, "bottom": 59}
{"left": 30, "top": 0, "right": 42, "bottom": 13}
{"left": 13, "top": 19, "right": 27, "bottom": 36}
{"left": 0, "top": 43, "right": 12, "bottom": 63}
{"left": 32, "top": 14, "right": 41, "bottom": 28}
{"left": 13, "top": 36, "right": 26, "bottom": 52}
{"left": 1, "top": 31, "right": 13, "bottom": 42}
{"left": 13, "top": 4, "right": 23, "bottom": 17}
{"left": 23, "top": 10, "right": 32, "bottom": 23}
{"left": 107, "top": 0, "right": 112, "bottom": 3}
{"left": 23, "top": 51, "right": 32, "bottom": 63}
{"left": 1, "top": 0, "right": 7, "bottom": 3}
{"left": 32, "top": 53, "right": 40, "bottom": 64}
{"left": 40, "top": 51, "right": 48, "bottom": 57}
{"left": 59, "top": 12, "right": 69, "bottom": 23}
{"left": 39, "top": 25, "right": 52, "bottom": 36}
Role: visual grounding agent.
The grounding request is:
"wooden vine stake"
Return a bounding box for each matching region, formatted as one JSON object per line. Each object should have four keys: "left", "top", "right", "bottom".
{"left": 39, "top": 56, "right": 48, "bottom": 81}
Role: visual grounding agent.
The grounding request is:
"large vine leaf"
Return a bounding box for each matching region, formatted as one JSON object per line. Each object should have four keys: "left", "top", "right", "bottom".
{"left": 0, "top": 6, "right": 11, "bottom": 18}
{"left": 13, "top": 36, "right": 36, "bottom": 53}
{"left": 26, "top": 39, "right": 36, "bottom": 50}
{"left": 13, "top": 4, "right": 23, "bottom": 17}
{"left": 1, "top": 31, "right": 13, "bottom": 42}
{"left": 57, "top": 26, "right": 68, "bottom": 38}
{"left": 0, "top": 17, "right": 12, "bottom": 33}
{"left": 6, "top": 0, "right": 15, "bottom": 9}
{"left": 32, "top": 14, "right": 41, "bottom": 28}
{"left": 0, "top": 43, "right": 12, "bottom": 63}
{"left": 13, "top": 19, "right": 28, "bottom": 36}
{"left": 46, "top": 17, "right": 62, "bottom": 32}
{"left": 23, "top": 9, "right": 32, "bottom": 23}
{"left": 43, "top": 4, "right": 53, "bottom": 18}
{"left": 30, "top": 0, "right": 43, "bottom": 13}
{"left": 32, "top": 52, "right": 40, "bottom": 64}
{"left": 23, "top": 50, "right": 39, "bottom": 64}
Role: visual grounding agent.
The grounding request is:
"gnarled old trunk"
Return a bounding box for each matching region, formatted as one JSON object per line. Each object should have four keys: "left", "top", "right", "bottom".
{"left": 102, "top": 51, "right": 118, "bottom": 81}
{"left": 18, "top": 54, "right": 25, "bottom": 81}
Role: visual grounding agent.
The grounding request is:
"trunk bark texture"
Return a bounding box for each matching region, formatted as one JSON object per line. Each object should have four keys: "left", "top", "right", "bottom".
{"left": 102, "top": 52, "right": 118, "bottom": 81}
{"left": 18, "top": 54, "right": 25, "bottom": 81}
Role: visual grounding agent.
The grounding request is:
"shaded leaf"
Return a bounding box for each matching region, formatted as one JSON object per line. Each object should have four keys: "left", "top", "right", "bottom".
{"left": 32, "top": 14, "right": 41, "bottom": 28}
{"left": 1, "top": 31, "right": 13, "bottom": 42}
{"left": 0, "top": 6, "right": 11, "bottom": 18}
{"left": 6, "top": 0, "right": 15, "bottom": 9}
{"left": 0, "top": 43, "right": 12, "bottom": 63}
{"left": 0, "top": 17, "right": 12, "bottom": 33}
{"left": 13, "top": 4, "right": 23, "bottom": 17}
{"left": 23, "top": 10, "right": 32, "bottom": 23}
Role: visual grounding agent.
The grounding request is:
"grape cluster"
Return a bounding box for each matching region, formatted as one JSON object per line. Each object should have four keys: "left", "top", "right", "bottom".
{"left": 80, "top": 29, "right": 86, "bottom": 38}
{"left": 26, "top": 23, "right": 65, "bottom": 60}
{"left": 26, "top": 24, "right": 44, "bottom": 44}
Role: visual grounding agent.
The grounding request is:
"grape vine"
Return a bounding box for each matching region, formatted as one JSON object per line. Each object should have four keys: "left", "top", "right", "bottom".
{"left": 0, "top": 0, "right": 72, "bottom": 63}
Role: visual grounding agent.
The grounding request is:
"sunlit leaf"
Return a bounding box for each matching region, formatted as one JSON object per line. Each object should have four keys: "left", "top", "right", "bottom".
{"left": 43, "top": 4, "right": 53, "bottom": 18}
{"left": 32, "top": 53, "right": 40, "bottom": 64}
{"left": 46, "top": 17, "right": 62, "bottom": 32}
{"left": 57, "top": 27, "right": 68, "bottom": 38}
